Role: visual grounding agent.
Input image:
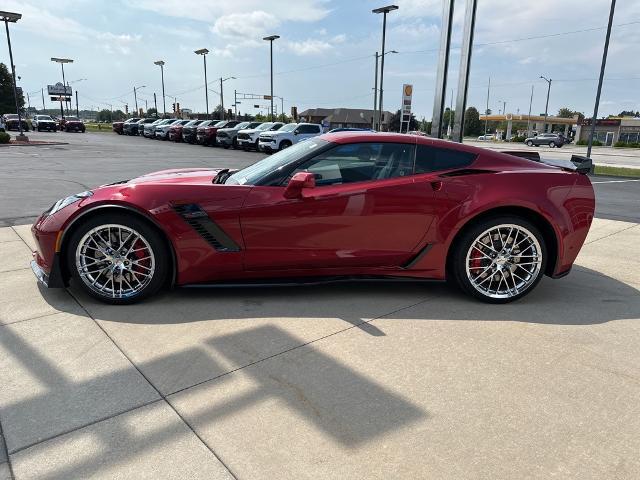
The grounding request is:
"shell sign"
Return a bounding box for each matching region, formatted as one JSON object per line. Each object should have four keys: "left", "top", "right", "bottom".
{"left": 404, "top": 85, "right": 413, "bottom": 97}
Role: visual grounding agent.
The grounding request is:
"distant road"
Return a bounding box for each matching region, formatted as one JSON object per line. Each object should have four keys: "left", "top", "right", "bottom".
{"left": 463, "top": 140, "right": 640, "bottom": 169}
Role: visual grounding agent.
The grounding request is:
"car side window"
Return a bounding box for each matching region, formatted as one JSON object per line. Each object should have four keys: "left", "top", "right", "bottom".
{"left": 291, "top": 142, "right": 415, "bottom": 186}
{"left": 296, "top": 125, "right": 319, "bottom": 134}
{"left": 415, "top": 145, "right": 476, "bottom": 174}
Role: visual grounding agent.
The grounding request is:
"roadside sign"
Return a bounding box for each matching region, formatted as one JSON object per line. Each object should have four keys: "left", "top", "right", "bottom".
{"left": 48, "top": 82, "right": 72, "bottom": 96}
{"left": 254, "top": 104, "right": 260, "bottom": 108}
{"left": 50, "top": 96, "right": 70, "bottom": 102}
{"left": 400, "top": 84, "right": 413, "bottom": 132}
{"left": 263, "top": 95, "right": 272, "bottom": 100}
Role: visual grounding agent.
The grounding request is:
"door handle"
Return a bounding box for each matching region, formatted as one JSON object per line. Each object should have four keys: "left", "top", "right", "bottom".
{"left": 430, "top": 181, "right": 443, "bottom": 192}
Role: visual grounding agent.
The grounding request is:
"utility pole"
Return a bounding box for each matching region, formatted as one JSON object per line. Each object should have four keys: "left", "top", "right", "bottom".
{"left": 527, "top": 84, "right": 534, "bottom": 137}
{"left": 3, "top": 11, "right": 26, "bottom": 140}
{"left": 154, "top": 60, "right": 166, "bottom": 117}
{"left": 153, "top": 93, "right": 158, "bottom": 118}
{"left": 75, "top": 90, "right": 79, "bottom": 117}
{"left": 540, "top": 75, "right": 552, "bottom": 132}
{"left": 373, "top": 51, "right": 379, "bottom": 129}
{"left": 195, "top": 49, "right": 210, "bottom": 118}
{"left": 587, "top": 0, "right": 616, "bottom": 159}
{"left": 41, "top": 88, "right": 45, "bottom": 111}
{"left": 220, "top": 77, "right": 224, "bottom": 120}
{"left": 484, "top": 77, "right": 490, "bottom": 139}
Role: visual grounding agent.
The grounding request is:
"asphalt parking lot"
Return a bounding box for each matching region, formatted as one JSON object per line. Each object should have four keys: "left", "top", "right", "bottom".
{"left": 0, "top": 132, "right": 639, "bottom": 479}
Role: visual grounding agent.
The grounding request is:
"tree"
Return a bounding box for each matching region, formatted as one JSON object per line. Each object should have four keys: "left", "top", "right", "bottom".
{"left": 618, "top": 110, "right": 640, "bottom": 117}
{"left": 147, "top": 107, "right": 158, "bottom": 118}
{"left": 557, "top": 107, "right": 578, "bottom": 118}
{"left": 463, "top": 107, "right": 483, "bottom": 136}
{"left": 443, "top": 108, "right": 455, "bottom": 130}
{"left": 96, "top": 109, "right": 112, "bottom": 122}
{"left": 0, "top": 63, "right": 25, "bottom": 115}
{"left": 388, "top": 110, "right": 418, "bottom": 132}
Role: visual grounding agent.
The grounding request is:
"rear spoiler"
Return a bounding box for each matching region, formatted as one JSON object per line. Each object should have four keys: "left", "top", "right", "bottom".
{"left": 502, "top": 151, "right": 593, "bottom": 175}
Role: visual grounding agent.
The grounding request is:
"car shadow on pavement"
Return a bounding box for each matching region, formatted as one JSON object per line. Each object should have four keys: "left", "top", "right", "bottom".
{"left": 63, "top": 265, "right": 639, "bottom": 328}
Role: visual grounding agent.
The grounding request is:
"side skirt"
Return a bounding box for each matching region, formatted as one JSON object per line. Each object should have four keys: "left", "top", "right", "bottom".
{"left": 180, "top": 275, "right": 445, "bottom": 289}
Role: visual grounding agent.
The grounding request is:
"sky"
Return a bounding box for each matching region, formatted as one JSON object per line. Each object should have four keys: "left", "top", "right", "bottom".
{"left": 2, "top": 0, "right": 639, "bottom": 119}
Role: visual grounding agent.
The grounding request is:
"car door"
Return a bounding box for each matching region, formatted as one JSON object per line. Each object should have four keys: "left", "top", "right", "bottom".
{"left": 240, "top": 140, "right": 437, "bottom": 271}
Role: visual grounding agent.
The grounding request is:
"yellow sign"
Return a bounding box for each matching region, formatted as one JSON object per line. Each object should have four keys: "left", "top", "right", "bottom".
{"left": 404, "top": 85, "right": 413, "bottom": 96}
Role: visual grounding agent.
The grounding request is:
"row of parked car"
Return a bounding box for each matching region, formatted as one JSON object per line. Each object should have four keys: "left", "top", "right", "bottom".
{"left": 0, "top": 114, "right": 86, "bottom": 133}
{"left": 112, "top": 117, "right": 324, "bottom": 153}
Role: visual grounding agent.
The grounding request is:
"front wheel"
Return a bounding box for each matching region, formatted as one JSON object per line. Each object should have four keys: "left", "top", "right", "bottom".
{"left": 279, "top": 140, "right": 292, "bottom": 150}
{"left": 526, "top": 140, "right": 533, "bottom": 147}
{"left": 549, "top": 141, "right": 556, "bottom": 148}
{"left": 451, "top": 216, "right": 547, "bottom": 303}
{"left": 66, "top": 213, "right": 169, "bottom": 304}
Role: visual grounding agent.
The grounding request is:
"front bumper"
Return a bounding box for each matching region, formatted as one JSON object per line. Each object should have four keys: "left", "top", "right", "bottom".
{"left": 217, "top": 136, "right": 232, "bottom": 146}
{"left": 31, "top": 252, "right": 67, "bottom": 288}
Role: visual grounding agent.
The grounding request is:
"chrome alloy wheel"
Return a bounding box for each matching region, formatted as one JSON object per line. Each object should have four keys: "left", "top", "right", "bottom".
{"left": 75, "top": 224, "right": 156, "bottom": 299}
{"left": 465, "top": 224, "right": 542, "bottom": 299}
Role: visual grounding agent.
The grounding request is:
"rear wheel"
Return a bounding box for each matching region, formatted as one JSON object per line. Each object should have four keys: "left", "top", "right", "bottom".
{"left": 66, "top": 213, "right": 169, "bottom": 304}
{"left": 549, "top": 141, "right": 556, "bottom": 148}
{"left": 451, "top": 216, "right": 546, "bottom": 303}
{"left": 526, "top": 140, "right": 533, "bottom": 146}
{"left": 279, "top": 140, "right": 292, "bottom": 150}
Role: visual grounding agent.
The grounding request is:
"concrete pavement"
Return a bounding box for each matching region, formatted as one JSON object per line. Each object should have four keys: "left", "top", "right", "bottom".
{"left": 0, "top": 217, "right": 638, "bottom": 479}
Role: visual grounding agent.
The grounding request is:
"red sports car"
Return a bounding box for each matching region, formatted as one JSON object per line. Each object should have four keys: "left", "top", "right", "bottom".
{"left": 30, "top": 133, "right": 595, "bottom": 305}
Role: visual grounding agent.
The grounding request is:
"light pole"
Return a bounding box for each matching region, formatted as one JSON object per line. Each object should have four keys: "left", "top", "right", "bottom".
{"left": 373, "top": 4, "right": 398, "bottom": 132}
{"left": 527, "top": 84, "right": 534, "bottom": 137}
{"left": 372, "top": 49, "right": 398, "bottom": 130}
{"left": 587, "top": 0, "right": 616, "bottom": 159}
{"left": 51, "top": 57, "right": 73, "bottom": 120}
{"left": 263, "top": 35, "right": 280, "bottom": 121}
{"left": 540, "top": 75, "right": 552, "bottom": 132}
{"left": 133, "top": 85, "right": 145, "bottom": 115}
{"left": 219, "top": 76, "right": 235, "bottom": 120}
{"left": 194, "top": 48, "right": 210, "bottom": 118}
{"left": 154, "top": 60, "right": 166, "bottom": 117}
{"left": 1, "top": 10, "right": 26, "bottom": 140}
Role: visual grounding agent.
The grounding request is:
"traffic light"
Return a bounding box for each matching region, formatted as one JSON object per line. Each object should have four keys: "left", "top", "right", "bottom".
{"left": 125, "top": 104, "right": 128, "bottom": 114}
{"left": 291, "top": 106, "right": 298, "bottom": 120}
{"left": 176, "top": 103, "right": 180, "bottom": 115}
{"left": 172, "top": 103, "right": 176, "bottom": 113}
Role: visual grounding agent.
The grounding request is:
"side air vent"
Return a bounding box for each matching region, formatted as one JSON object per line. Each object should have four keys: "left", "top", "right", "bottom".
{"left": 172, "top": 203, "right": 240, "bottom": 252}
{"left": 440, "top": 169, "right": 496, "bottom": 177}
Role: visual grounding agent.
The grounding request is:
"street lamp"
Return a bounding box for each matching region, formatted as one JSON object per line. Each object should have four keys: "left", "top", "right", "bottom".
{"left": 133, "top": 85, "right": 145, "bottom": 115}
{"left": 51, "top": 57, "right": 73, "bottom": 120}
{"left": 154, "top": 60, "right": 166, "bottom": 117}
{"left": 372, "top": 4, "right": 398, "bottom": 131}
{"left": 540, "top": 75, "right": 552, "bottom": 132}
{"left": 372, "top": 49, "right": 398, "bottom": 129}
{"left": 219, "top": 76, "right": 236, "bottom": 120}
{"left": 1, "top": 10, "right": 27, "bottom": 140}
{"left": 194, "top": 48, "right": 210, "bottom": 118}
{"left": 263, "top": 35, "right": 280, "bottom": 121}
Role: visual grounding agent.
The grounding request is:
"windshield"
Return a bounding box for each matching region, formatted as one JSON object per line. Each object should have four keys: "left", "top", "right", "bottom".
{"left": 278, "top": 123, "right": 297, "bottom": 132}
{"left": 226, "top": 138, "right": 327, "bottom": 186}
{"left": 66, "top": 117, "right": 80, "bottom": 121}
{"left": 256, "top": 122, "right": 273, "bottom": 131}
{"left": 37, "top": 115, "right": 53, "bottom": 120}
{"left": 235, "top": 122, "right": 251, "bottom": 129}
{"left": 5, "top": 114, "right": 18, "bottom": 120}
{"left": 213, "top": 121, "right": 227, "bottom": 127}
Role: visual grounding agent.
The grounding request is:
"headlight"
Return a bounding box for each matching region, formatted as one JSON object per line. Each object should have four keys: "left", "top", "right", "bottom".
{"left": 47, "top": 191, "right": 93, "bottom": 216}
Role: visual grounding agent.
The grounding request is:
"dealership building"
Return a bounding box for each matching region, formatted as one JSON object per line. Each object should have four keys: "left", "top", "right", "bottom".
{"left": 574, "top": 117, "right": 640, "bottom": 145}
{"left": 298, "top": 108, "right": 393, "bottom": 131}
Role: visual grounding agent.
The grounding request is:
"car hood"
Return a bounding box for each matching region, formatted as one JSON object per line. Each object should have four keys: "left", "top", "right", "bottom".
{"left": 102, "top": 168, "right": 226, "bottom": 188}
{"left": 239, "top": 128, "right": 262, "bottom": 135}
{"left": 217, "top": 127, "right": 239, "bottom": 134}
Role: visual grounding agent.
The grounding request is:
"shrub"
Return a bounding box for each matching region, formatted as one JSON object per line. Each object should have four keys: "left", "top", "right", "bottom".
{"left": 576, "top": 139, "right": 603, "bottom": 146}
{"left": 614, "top": 141, "right": 640, "bottom": 148}
{"left": 576, "top": 139, "right": 587, "bottom": 145}
{"left": 510, "top": 135, "right": 527, "bottom": 143}
{"left": 0, "top": 131, "right": 10, "bottom": 144}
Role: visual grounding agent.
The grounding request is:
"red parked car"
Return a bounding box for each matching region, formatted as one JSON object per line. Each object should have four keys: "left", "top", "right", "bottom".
{"left": 196, "top": 120, "right": 239, "bottom": 146}
{"left": 30, "top": 132, "right": 594, "bottom": 305}
{"left": 168, "top": 119, "right": 196, "bottom": 142}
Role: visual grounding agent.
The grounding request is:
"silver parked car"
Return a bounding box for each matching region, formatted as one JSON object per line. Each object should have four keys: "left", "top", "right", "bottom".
{"left": 525, "top": 133, "right": 568, "bottom": 148}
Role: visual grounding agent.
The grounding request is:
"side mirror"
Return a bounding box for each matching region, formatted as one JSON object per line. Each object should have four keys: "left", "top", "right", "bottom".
{"left": 283, "top": 172, "right": 316, "bottom": 199}
{"left": 293, "top": 130, "right": 299, "bottom": 135}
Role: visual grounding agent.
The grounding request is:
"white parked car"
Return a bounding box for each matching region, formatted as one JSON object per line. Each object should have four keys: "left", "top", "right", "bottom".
{"left": 154, "top": 119, "right": 180, "bottom": 140}
{"left": 32, "top": 115, "right": 58, "bottom": 132}
{"left": 237, "top": 122, "right": 284, "bottom": 151}
{"left": 258, "top": 123, "right": 323, "bottom": 152}
{"left": 477, "top": 134, "right": 495, "bottom": 141}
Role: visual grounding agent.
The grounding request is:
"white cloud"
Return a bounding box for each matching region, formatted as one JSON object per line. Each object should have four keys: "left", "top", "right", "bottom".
{"left": 132, "top": 0, "right": 329, "bottom": 23}
{"left": 212, "top": 11, "right": 279, "bottom": 38}
{"left": 285, "top": 39, "right": 333, "bottom": 56}
{"left": 332, "top": 33, "right": 347, "bottom": 44}
{"left": 97, "top": 33, "right": 142, "bottom": 56}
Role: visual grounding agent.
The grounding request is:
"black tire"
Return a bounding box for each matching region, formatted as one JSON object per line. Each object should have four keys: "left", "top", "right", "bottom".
{"left": 37, "top": 126, "right": 42, "bottom": 132}
{"left": 450, "top": 215, "right": 547, "bottom": 304}
{"left": 66, "top": 212, "right": 169, "bottom": 304}
{"left": 549, "top": 141, "right": 556, "bottom": 148}
{"left": 254, "top": 139, "right": 260, "bottom": 151}
{"left": 279, "top": 140, "right": 292, "bottom": 150}
{"left": 526, "top": 140, "right": 533, "bottom": 147}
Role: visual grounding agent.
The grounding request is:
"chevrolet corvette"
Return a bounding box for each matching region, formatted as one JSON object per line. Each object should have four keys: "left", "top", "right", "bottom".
{"left": 30, "top": 132, "right": 595, "bottom": 304}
